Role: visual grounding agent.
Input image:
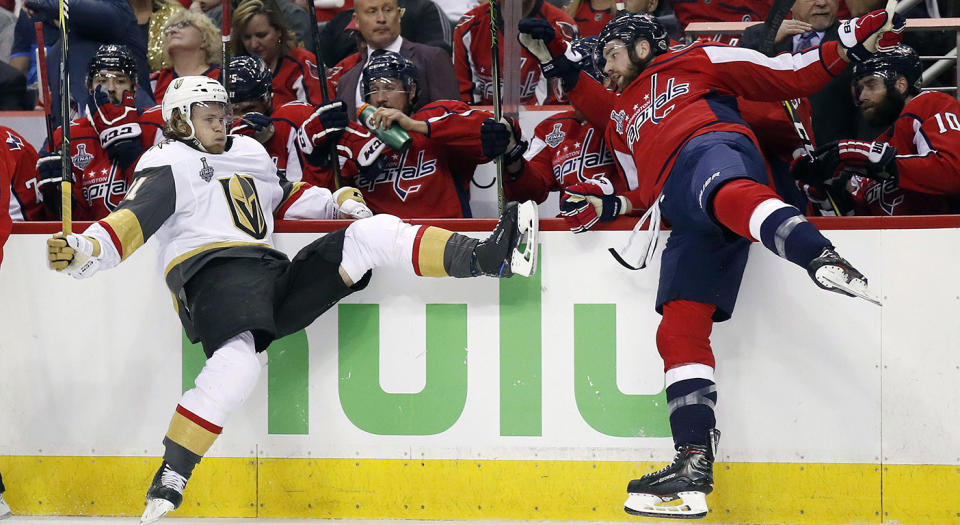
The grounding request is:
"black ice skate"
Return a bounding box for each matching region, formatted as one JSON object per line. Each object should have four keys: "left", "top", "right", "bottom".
{"left": 807, "top": 247, "right": 881, "bottom": 306}
{"left": 473, "top": 200, "right": 538, "bottom": 277}
{"left": 624, "top": 429, "right": 719, "bottom": 520}
{"left": 140, "top": 463, "right": 188, "bottom": 525}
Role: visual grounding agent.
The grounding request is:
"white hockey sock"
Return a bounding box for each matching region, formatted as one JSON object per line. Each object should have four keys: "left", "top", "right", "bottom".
{"left": 179, "top": 331, "right": 264, "bottom": 427}
{"left": 340, "top": 214, "right": 419, "bottom": 283}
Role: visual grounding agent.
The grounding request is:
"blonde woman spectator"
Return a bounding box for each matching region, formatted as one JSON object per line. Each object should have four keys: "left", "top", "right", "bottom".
{"left": 129, "top": 0, "right": 185, "bottom": 71}
{"left": 150, "top": 9, "right": 221, "bottom": 104}
{"left": 232, "top": 0, "right": 324, "bottom": 106}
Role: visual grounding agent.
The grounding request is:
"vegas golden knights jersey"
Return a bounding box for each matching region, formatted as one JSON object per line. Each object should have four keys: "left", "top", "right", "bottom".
{"left": 83, "top": 135, "right": 339, "bottom": 292}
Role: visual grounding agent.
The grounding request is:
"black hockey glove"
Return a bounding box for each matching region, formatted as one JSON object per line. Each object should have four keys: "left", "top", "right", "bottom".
{"left": 36, "top": 149, "right": 64, "bottom": 219}
{"left": 518, "top": 18, "right": 580, "bottom": 91}
{"left": 481, "top": 117, "right": 527, "bottom": 165}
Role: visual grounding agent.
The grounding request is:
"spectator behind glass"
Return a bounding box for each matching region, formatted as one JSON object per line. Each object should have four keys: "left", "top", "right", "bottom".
{"left": 317, "top": 0, "right": 452, "bottom": 67}
{"left": 232, "top": 0, "right": 324, "bottom": 106}
{"left": 151, "top": 9, "right": 222, "bottom": 104}
{"left": 9, "top": 8, "right": 59, "bottom": 90}
{"left": 203, "top": 0, "right": 310, "bottom": 47}
{"left": 454, "top": 0, "right": 578, "bottom": 106}
{"left": 333, "top": 0, "right": 458, "bottom": 120}
{"left": 130, "top": 0, "right": 184, "bottom": 72}
{"left": 24, "top": 0, "right": 154, "bottom": 123}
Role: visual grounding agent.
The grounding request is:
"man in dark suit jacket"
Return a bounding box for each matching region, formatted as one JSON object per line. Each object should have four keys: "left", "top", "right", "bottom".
{"left": 335, "top": 0, "right": 458, "bottom": 120}
{"left": 741, "top": 0, "right": 882, "bottom": 145}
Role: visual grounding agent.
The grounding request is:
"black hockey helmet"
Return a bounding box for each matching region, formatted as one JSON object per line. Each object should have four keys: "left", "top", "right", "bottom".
{"left": 228, "top": 55, "right": 273, "bottom": 103}
{"left": 571, "top": 36, "right": 601, "bottom": 82}
{"left": 361, "top": 50, "right": 418, "bottom": 101}
{"left": 593, "top": 13, "right": 669, "bottom": 77}
{"left": 852, "top": 44, "right": 923, "bottom": 96}
{"left": 87, "top": 44, "right": 138, "bottom": 87}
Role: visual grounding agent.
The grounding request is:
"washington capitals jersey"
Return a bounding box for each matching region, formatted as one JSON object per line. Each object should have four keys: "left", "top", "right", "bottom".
{"left": 327, "top": 52, "right": 362, "bottom": 92}
{"left": 272, "top": 48, "right": 327, "bottom": 107}
{"left": 150, "top": 66, "right": 221, "bottom": 105}
{"left": 4, "top": 126, "right": 43, "bottom": 220}
{"left": 849, "top": 91, "right": 960, "bottom": 215}
{"left": 571, "top": 0, "right": 612, "bottom": 37}
{"left": 140, "top": 105, "right": 167, "bottom": 149}
{"left": 453, "top": 1, "right": 578, "bottom": 105}
{"left": 567, "top": 41, "right": 849, "bottom": 210}
{"left": 51, "top": 119, "right": 132, "bottom": 220}
{"left": 257, "top": 101, "right": 329, "bottom": 186}
{"left": 504, "top": 110, "right": 622, "bottom": 205}
{"left": 336, "top": 100, "right": 494, "bottom": 218}
{"left": 82, "top": 135, "right": 339, "bottom": 293}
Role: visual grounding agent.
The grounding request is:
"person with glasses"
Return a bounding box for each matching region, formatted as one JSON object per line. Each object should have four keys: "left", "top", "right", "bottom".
{"left": 319, "top": 50, "right": 524, "bottom": 218}
{"left": 151, "top": 10, "right": 222, "bottom": 105}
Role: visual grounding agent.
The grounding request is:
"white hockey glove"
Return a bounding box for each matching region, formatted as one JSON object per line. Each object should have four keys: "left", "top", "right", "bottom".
{"left": 47, "top": 233, "right": 102, "bottom": 279}
{"left": 333, "top": 186, "right": 373, "bottom": 219}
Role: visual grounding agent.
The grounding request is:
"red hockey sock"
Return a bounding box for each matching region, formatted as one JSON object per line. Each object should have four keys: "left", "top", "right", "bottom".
{"left": 711, "top": 178, "right": 783, "bottom": 241}
{"left": 657, "top": 300, "right": 717, "bottom": 371}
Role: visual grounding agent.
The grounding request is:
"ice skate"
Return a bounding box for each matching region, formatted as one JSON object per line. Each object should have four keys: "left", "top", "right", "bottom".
{"left": 0, "top": 493, "right": 11, "bottom": 520}
{"left": 807, "top": 248, "right": 881, "bottom": 306}
{"left": 140, "top": 463, "right": 188, "bottom": 525}
{"left": 474, "top": 200, "right": 539, "bottom": 277}
{"left": 624, "top": 429, "right": 719, "bottom": 520}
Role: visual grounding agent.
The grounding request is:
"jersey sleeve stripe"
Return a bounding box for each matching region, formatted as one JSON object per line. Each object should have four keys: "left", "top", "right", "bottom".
{"left": 98, "top": 209, "right": 144, "bottom": 260}
{"left": 275, "top": 181, "right": 308, "bottom": 218}
{"left": 703, "top": 44, "right": 821, "bottom": 71}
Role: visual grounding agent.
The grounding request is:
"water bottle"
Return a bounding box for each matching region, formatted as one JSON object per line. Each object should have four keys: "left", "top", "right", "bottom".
{"left": 357, "top": 103, "right": 412, "bottom": 152}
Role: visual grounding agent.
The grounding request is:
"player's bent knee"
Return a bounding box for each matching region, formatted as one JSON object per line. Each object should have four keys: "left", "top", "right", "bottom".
{"left": 345, "top": 213, "right": 404, "bottom": 244}
{"left": 656, "top": 300, "right": 717, "bottom": 371}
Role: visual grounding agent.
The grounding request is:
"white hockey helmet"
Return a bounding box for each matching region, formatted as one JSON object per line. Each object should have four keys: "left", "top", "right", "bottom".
{"left": 162, "top": 76, "right": 229, "bottom": 139}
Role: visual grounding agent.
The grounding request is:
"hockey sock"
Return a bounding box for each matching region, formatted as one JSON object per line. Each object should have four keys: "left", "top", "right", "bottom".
{"left": 162, "top": 405, "right": 221, "bottom": 478}
{"left": 666, "top": 376, "right": 717, "bottom": 448}
{"left": 412, "top": 226, "right": 479, "bottom": 278}
{"left": 713, "top": 180, "right": 831, "bottom": 267}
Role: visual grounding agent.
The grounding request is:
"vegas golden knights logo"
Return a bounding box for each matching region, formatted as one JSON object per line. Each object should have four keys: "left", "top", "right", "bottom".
{"left": 219, "top": 174, "right": 267, "bottom": 239}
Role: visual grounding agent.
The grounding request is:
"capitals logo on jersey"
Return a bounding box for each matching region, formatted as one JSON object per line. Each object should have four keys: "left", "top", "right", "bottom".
{"left": 80, "top": 164, "right": 127, "bottom": 212}
{"left": 626, "top": 74, "right": 690, "bottom": 147}
{"left": 6, "top": 131, "right": 23, "bottom": 150}
{"left": 356, "top": 148, "right": 437, "bottom": 201}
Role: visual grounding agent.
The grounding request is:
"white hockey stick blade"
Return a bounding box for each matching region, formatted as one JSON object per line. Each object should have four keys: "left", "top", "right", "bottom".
{"left": 816, "top": 266, "right": 882, "bottom": 306}
{"left": 624, "top": 491, "right": 708, "bottom": 519}
{"left": 140, "top": 498, "right": 175, "bottom": 525}
{"left": 510, "top": 200, "right": 539, "bottom": 277}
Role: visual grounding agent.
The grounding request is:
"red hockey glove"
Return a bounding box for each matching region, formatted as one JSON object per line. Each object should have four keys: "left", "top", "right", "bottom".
{"left": 838, "top": 9, "right": 906, "bottom": 62}
{"left": 86, "top": 85, "right": 141, "bottom": 148}
{"left": 231, "top": 112, "right": 275, "bottom": 143}
{"left": 833, "top": 139, "right": 898, "bottom": 182}
{"left": 559, "top": 177, "right": 625, "bottom": 233}
{"left": 297, "top": 99, "right": 348, "bottom": 155}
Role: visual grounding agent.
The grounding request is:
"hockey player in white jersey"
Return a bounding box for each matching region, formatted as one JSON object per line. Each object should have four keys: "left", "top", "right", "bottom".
{"left": 46, "top": 76, "right": 539, "bottom": 524}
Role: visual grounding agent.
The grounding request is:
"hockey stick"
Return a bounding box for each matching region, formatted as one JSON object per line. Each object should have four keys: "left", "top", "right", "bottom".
{"left": 487, "top": 0, "right": 504, "bottom": 214}
{"left": 58, "top": 0, "right": 71, "bottom": 234}
{"left": 221, "top": 0, "right": 231, "bottom": 97}
{"left": 304, "top": 0, "right": 342, "bottom": 189}
{"left": 34, "top": 22, "right": 55, "bottom": 153}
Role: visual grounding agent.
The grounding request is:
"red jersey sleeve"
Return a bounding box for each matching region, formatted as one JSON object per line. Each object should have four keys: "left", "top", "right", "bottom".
{"left": 453, "top": 13, "right": 480, "bottom": 103}
{"left": 566, "top": 72, "right": 617, "bottom": 131}
{"left": 892, "top": 92, "right": 960, "bottom": 195}
{"left": 503, "top": 121, "right": 558, "bottom": 204}
{"left": 421, "top": 101, "right": 493, "bottom": 162}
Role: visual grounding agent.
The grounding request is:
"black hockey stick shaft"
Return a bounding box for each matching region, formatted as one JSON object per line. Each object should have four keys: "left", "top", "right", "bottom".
{"left": 59, "top": 0, "right": 71, "bottom": 234}
{"left": 488, "top": 0, "right": 504, "bottom": 214}
{"left": 35, "top": 22, "right": 55, "bottom": 153}
{"left": 304, "top": 0, "right": 342, "bottom": 189}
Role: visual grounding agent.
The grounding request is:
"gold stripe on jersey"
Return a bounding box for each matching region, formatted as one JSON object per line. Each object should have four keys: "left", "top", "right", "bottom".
{"left": 166, "top": 412, "right": 219, "bottom": 456}
{"left": 280, "top": 181, "right": 308, "bottom": 207}
{"left": 164, "top": 241, "right": 273, "bottom": 279}
{"left": 100, "top": 209, "right": 144, "bottom": 261}
{"left": 416, "top": 227, "right": 453, "bottom": 277}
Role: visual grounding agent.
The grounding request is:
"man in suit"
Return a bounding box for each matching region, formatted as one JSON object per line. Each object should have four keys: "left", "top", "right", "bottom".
{"left": 335, "top": 0, "right": 459, "bottom": 120}
{"left": 742, "top": 0, "right": 881, "bottom": 145}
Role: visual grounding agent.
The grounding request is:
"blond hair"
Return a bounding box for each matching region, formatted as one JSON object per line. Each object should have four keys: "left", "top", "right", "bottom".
{"left": 162, "top": 9, "right": 223, "bottom": 66}
{"left": 232, "top": 0, "right": 298, "bottom": 58}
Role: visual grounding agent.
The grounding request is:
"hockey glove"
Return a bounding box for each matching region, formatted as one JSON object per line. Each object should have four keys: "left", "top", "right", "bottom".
{"left": 559, "top": 177, "right": 626, "bottom": 233}
{"left": 297, "top": 99, "right": 349, "bottom": 155}
{"left": 36, "top": 150, "right": 65, "bottom": 218}
{"left": 86, "top": 85, "right": 143, "bottom": 168}
{"left": 481, "top": 117, "right": 527, "bottom": 165}
{"left": 47, "top": 232, "right": 102, "bottom": 279}
{"left": 832, "top": 139, "right": 898, "bottom": 182}
{"left": 518, "top": 17, "right": 580, "bottom": 90}
{"left": 333, "top": 186, "right": 373, "bottom": 219}
{"left": 838, "top": 9, "right": 906, "bottom": 62}
{"left": 231, "top": 112, "right": 276, "bottom": 144}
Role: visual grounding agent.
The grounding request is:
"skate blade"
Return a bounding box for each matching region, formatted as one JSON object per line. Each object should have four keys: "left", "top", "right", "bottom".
{"left": 140, "top": 498, "right": 175, "bottom": 525}
{"left": 816, "top": 266, "right": 882, "bottom": 306}
{"left": 624, "top": 491, "right": 708, "bottom": 520}
{"left": 510, "top": 200, "right": 539, "bottom": 277}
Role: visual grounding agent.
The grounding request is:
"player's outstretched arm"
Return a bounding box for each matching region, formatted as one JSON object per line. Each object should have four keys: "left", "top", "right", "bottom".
{"left": 274, "top": 180, "right": 373, "bottom": 220}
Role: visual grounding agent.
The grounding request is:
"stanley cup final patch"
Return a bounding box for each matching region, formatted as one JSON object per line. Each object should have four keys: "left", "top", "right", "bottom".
{"left": 71, "top": 143, "right": 93, "bottom": 170}
{"left": 199, "top": 157, "right": 215, "bottom": 182}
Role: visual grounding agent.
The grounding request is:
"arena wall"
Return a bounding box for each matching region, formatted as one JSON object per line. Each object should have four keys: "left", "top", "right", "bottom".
{"left": 1, "top": 218, "right": 958, "bottom": 524}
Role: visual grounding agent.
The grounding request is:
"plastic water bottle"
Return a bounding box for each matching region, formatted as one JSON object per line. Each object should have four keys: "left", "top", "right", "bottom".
{"left": 357, "top": 103, "right": 412, "bottom": 152}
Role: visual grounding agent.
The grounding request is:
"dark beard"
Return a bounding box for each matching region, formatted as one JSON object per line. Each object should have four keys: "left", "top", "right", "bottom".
{"left": 863, "top": 87, "right": 906, "bottom": 127}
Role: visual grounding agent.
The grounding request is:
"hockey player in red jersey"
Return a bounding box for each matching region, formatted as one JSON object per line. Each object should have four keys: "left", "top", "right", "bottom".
{"left": 3, "top": 126, "right": 43, "bottom": 221}
{"left": 503, "top": 37, "right": 624, "bottom": 206}
{"left": 47, "top": 75, "right": 539, "bottom": 525}
{"left": 227, "top": 55, "right": 343, "bottom": 188}
{"left": 35, "top": 44, "right": 148, "bottom": 221}
{"left": 453, "top": 0, "right": 579, "bottom": 105}
{"left": 518, "top": 10, "right": 902, "bottom": 518}
{"left": 318, "top": 50, "right": 526, "bottom": 218}
{"left": 794, "top": 45, "right": 960, "bottom": 215}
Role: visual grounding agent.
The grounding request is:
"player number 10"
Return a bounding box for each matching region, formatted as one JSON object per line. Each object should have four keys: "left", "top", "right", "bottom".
{"left": 933, "top": 112, "right": 960, "bottom": 134}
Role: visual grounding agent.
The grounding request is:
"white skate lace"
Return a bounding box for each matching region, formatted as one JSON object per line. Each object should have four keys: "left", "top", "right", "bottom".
{"left": 160, "top": 467, "right": 187, "bottom": 494}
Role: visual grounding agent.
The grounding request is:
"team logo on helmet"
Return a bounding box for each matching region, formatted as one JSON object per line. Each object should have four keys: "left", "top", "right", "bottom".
{"left": 174, "top": 78, "right": 183, "bottom": 89}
